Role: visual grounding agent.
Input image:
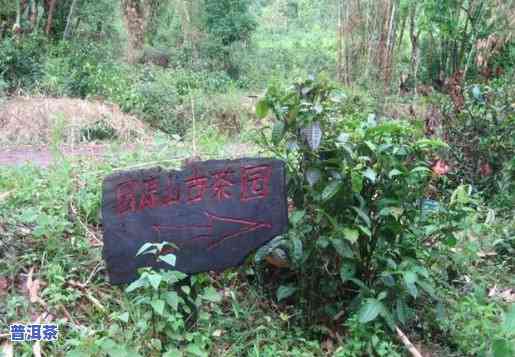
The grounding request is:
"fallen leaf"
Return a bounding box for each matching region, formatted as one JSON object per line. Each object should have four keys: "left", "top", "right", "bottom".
{"left": 1, "top": 341, "right": 13, "bottom": 357}
{"left": 26, "top": 268, "right": 40, "bottom": 303}
{"left": 25, "top": 268, "right": 46, "bottom": 306}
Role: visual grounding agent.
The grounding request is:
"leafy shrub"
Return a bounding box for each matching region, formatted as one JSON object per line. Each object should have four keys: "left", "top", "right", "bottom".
{"left": 202, "top": 0, "right": 257, "bottom": 78}
{"left": 441, "top": 293, "right": 515, "bottom": 356}
{"left": 256, "top": 76, "right": 448, "bottom": 329}
{"left": 0, "top": 34, "right": 47, "bottom": 91}
{"left": 124, "top": 69, "right": 185, "bottom": 134}
{"left": 336, "top": 316, "right": 402, "bottom": 357}
{"left": 492, "top": 215, "right": 515, "bottom": 267}
{"left": 169, "top": 67, "right": 234, "bottom": 96}
{"left": 79, "top": 119, "right": 118, "bottom": 141}
{"left": 115, "top": 242, "right": 218, "bottom": 355}
{"left": 40, "top": 41, "right": 236, "bottom": 135}
{"left": 126, "top": 68, "right": 240, "bottom": 135}
{"left": 441, "top": 77, "right": 515, "bottom": 198}
{"left": 42, "top": 41, "right": 127, "bottom": 98}
{"left": 61, "top": 243, "right": 221, "bottom": 356}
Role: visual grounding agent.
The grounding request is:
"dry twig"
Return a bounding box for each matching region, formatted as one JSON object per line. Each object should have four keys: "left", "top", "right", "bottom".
{"left": 396, "top": 326, "right": 424, "bottom": 357}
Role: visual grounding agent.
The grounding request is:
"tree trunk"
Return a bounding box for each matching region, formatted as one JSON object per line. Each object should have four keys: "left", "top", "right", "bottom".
{"left": 397, "top": 5, "right": 407, "bottom": 52}
{"left": 383, "top": 0, "right": 398, "bottom": 87}
{"left": 336, "top": 0, "right": 343, "bottom": 82}
{"left": 13, "top": 0, "right": 22, "bottom": 33}
{"left": 120, "top": 0, "right": 163, "bottom": 63}
{"left": 463, "top": 0, "right": 485, "bottom": 79}
{"left": 45, "top": 0, "right": 58, "bottom": 35}
{"left": 409, "top": 4, "right": 420, "bottom": 93}
{"left": 343, "top": 0, "right": 351, "bottom": 86}
{"left": 63, "top": 0, "right": 79, "bottom": 40}
{"left": 180, "top": 0, "right": 200, "bottom": 65}
{"left": 29, "top": 0, "right": 38, "bottom": 31}
{"left": 121, "top": 0, "right": 146, "bottom": 64}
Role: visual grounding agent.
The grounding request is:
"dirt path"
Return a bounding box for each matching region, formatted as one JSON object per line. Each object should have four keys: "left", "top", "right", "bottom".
{"left": 0, "top": 144, "right": 135, "bottom": 168}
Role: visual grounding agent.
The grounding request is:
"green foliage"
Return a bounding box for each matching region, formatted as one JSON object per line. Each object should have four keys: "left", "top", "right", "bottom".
{"left": 0, "top": 34, "right": 47, "bottom": 91}
{"left": 39, "top": 40, "right": 238, "bottom": 134}
{"left": 80, "top": 119, "right": 118, "bottom": 141}
{"left": 237, "top": 28, "right": 336, "bottom": 89}
{"left": 492, "top": 215, "right": 515, "bottom": 262}
{"left": 203, "top": 0, "right": 256, "bottom": 46}
{"left": 125, "top": 69, "right": 183, "bottom": 133}
{"left": 1, "top": 1, "right": 514, "bottom": 354}
{"left": 42, "top": 41, "right": 126, "bottom": 98}
{"left": 169, "top": 68, "right": 234, "bottom": 96}
{"left": 441, "top": 78, "right": 515, "bottom": 197}
{"left": 441, "top": 293, "right": 515, "bottom": 357}
{"left": 257, "top": 76, "right": 448, "bottom": 328}
{"left": 202, "top": 0, "right": 257, "bottom": 78}
{"left": 335, "top": 316, "right": 402, "bottom": 357}
{"left": 114, "top": 242, "right": 217, "bottom": 355}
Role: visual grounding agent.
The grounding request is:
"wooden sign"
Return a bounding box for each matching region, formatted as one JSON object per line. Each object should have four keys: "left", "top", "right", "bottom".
{"left": 102, "top": 158, "right": 288, "bottom": 284}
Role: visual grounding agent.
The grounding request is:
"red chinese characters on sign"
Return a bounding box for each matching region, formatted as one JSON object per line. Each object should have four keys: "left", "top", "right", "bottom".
{"left": 115, "top": 164, "right": 273, "bottom": 216}
{"left": 185, "top": 169, "right": 209, "bottom": 204}
{"left": 162, "top": 174, "right": 180, "bottom": 206}
{"left": 140, "top": 178, "right": 160, "bottom": 210}
{"left": 240, "top": 165, "right": 272, "bottom": 202}
{"left": 116, "top": 180, "right": 139, "bottom": 216}
{"left": 211, "top": 168, "right": 235, "bottom": 201}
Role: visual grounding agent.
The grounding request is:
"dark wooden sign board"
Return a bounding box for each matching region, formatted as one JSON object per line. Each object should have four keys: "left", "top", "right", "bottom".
{"left": 102, "top": 158, "right": 288, "bottom": 284}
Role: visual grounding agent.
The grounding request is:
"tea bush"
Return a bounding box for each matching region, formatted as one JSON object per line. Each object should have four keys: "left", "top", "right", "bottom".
{"left": 256, "top": 76, "right": 449, "bottom": 328}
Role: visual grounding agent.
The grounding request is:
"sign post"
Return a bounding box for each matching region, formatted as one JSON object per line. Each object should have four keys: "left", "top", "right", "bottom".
{"left": 102, "top": 158, "right": 288, "bottom": 284}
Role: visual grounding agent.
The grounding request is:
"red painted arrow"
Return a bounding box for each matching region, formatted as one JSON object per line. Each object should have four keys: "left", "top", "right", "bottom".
{"left": 152, "top": 211, "right": 272, "bottom": 250}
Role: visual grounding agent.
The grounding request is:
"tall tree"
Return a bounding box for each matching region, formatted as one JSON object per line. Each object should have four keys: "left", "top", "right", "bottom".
{"left": 121, "top": 0, "right": 159, "bottom": 63}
